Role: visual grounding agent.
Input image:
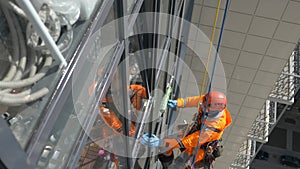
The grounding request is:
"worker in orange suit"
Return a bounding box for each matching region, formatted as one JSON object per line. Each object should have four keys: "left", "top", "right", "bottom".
{"left": 141, "top": 91, "right": 232, "bottom": 168}
{"left": 100, "top": 84, "right": 147, "bottom": 136}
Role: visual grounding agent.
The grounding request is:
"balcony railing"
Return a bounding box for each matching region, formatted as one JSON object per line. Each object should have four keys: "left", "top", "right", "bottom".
{"left": 230, "top": 41, "right": 300, "bottom": 169}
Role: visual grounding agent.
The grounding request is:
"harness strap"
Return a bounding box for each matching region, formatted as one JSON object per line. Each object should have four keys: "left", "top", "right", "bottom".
{"left": 129, "top": 88, "right": 136, "bottom": 100}
{"left": 116, "top": 127, "right": 123, "bottom": 133}
{"left": 205, "top": 126, "right": 221, "bottom": 133}
{"left": 175, "top": 138, "right": 186, "bottom": 151}
{"left": 187, "top": 123, "right": 221, "bottom": 137}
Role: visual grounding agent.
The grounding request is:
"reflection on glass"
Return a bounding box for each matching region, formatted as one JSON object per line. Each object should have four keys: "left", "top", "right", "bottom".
{"left": 48, "top": 0, "right": 81, "bottom": 25}
{"left": 0, "top": 0, "right": 103, "bottom": 149}
{"left": 77, "top": 47, "right": 175, "bottom": 168}
{"left": 127, "top": 0, "right": 136, "bottom": 14}
{"left": 35, "top": 42, "right": 117, "bottom": 168}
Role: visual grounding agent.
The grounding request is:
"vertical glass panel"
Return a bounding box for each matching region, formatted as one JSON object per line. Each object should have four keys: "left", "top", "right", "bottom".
{"left": 127, "top": 0, "right": 136, "bottom": 14}
{"left": 160, "top": 0, "right": 170, "bottom": 13}
{"left": 33, "top": 1, "right": 121, "bottom": 167}
{"left": 292, "top": 131, "right": 300, "bottom": 152}
{"left": 0, "top": 0, "right": 104, "bottom": 149}
{"left": 267, "top": 127, "right": 287, "bottom": 149}
{"left": 35, "top": 42, "right": 118, "bottom": 169}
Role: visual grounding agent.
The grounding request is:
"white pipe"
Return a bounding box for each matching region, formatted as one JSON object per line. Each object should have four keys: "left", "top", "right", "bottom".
{"left": 0, "top": 65, "right": 37, "bottom": 96}
{"left": 264, "top": 100, "right": 270, "bottom": 142}
{"left": 2, "top": 90, "right": 31, "bottom": 97}
{"left": 15, "top": 0, "right": 67, "bottom": 67}
{"left": 12, "top": 12, "right": 27, "bottom": 81}
{"left": 0, "top": 56, "right": 52, "bottom": 88}
{"left": 0, "top": 87, "right": 49, "bottom": 105}
{"left": 1, "top": 7, "right": 18, "bottom": 82}
{"left": 8, "top": 1, "right": 27, "bottom": 19}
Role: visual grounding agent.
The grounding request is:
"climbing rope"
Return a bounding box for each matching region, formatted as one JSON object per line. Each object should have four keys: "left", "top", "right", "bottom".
{"left": 191, "top": 0, "right": 230, "bottom": 168}
{"left": 199, "top": 0, "right": 222, "bottom": 97}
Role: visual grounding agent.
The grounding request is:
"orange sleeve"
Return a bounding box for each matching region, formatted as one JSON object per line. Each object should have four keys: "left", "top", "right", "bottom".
{"left": 130, "top": 85, "right": 147, "bottom": 110}
{"left": 129, "top": 123, "right": 136, "bottom": 136}
{"left": 101, "top": 110, "right": 123, "bottom": 132}
{"left": 224, "top": 109, "right": 232, "bottom": 129}
{"left": 169, "top": 110, "right": 232, "bottom": 150}
{"left": 101, "top": 107, "right": 136, "bottom": 136}
{"left": 180, "top": 130, "right": 216, "bottom": 149}
{"left": 130, "top": 84, "right": 147, "bottom": 98}
{"left": 88, "top": 81, "right": 97, "bottom": 96}
{"left": 177, "top": 95, "right": 205, "bottom": 108}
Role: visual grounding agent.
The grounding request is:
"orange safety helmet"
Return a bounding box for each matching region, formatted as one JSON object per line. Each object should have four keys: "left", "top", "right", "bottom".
{"left": 203, "top": 91, "right": 227, "bottom": 112}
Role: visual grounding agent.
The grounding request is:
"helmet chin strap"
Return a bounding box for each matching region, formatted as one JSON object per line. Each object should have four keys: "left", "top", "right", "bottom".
{"left": 200, "top": 102, "right": 224, "bottom": 120}
{"left": 205, "top": 110, "right": 223, "bottom": 121}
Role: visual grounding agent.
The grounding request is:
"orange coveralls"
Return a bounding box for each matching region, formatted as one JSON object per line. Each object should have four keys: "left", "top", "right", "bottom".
{"left": 100, "top": 85, "right": 147, "bottom": 136}
{"left": 164, "top": 95, "right": 232, "bottom": 164}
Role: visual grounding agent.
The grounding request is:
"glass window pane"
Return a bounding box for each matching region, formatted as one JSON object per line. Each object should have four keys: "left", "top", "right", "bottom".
{"left": 0, "top": 0, "right": 104, "bottom": 149}
{"left": 293, "top": 131, "right": 300, "bottom": 152}
{"left": 35, "top": 42, "right": 117, "bottom": 169}
{"left": 267, "top": 127, "right": 287, "bottom": 149}
{"left": 127, "top": 0, "right": 136, "bottom": 14}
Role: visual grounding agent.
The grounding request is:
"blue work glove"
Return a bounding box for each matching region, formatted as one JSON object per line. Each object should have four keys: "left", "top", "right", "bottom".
{"left": 167, "top": 100, "right": 177, "bottom": 108}
{"left": 141, "top": 134, "right": 163, "bottom": 147}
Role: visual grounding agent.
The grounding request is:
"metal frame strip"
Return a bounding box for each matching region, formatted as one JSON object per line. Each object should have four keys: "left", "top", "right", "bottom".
{"left": 25, "top": 0, "right": 114, "bottom": 165}
{"left": 0, "top": 118, "right": 33, "bottom": 169}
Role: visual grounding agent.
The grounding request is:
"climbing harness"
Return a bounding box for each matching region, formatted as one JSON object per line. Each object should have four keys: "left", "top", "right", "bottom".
{"left": 201, "top": 139, "right": 223, "bottom": 169}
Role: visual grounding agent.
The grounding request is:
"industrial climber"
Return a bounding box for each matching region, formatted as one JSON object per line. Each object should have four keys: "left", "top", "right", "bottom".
{"left": 141, "top": 91, "right": 232, "bottom": 168}
{"left": 100, "top": 84, "right": 147, "bottom": 136}
{"left": 97, "top": 84, "right": 147, "bottom": 168}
